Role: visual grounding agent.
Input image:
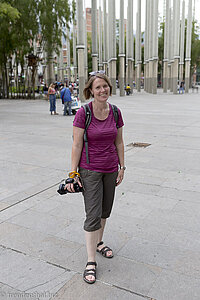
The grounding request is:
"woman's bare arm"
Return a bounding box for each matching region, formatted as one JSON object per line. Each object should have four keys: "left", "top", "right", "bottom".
{"left": 115, "top": 127, "right": 125, "bottom": 186}
{"left": 65, "top": 126, "right": 84, "bottom": 193}
{"left": 71, "top": 126, "right": 84, "bottom": 172}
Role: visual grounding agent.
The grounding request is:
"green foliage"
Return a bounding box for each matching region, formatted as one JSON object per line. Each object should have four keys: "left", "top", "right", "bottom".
{"left": 141, "top": 32, "right": 144, "bottom": 73}
{"left": 72, "top": 0, "right": 76, "bottom": 23}
{"left": 87, "top": 32, "right": 92, "bottom": 73}
{"left": 38, "top": 0, "right": 71, "bottom": 55}
{"left": 191, "top": 20, "right": 200, "bottom": 68}
{"left": 158, "top": 22, "right": 164, "bottom": 61}
{"left": 158, "top": 19, "right": 200, "bottom": 76}
{"left": 157, "top": 21, "right": 165, "bottom": 78}
{"left": 70, "top": 32, "right": 73, "bottom": 64}
{"left": 0, "top": 0, "right": 71, "bottom": 63}
{"left": 0, "top": 0, "right": 71, "bottom": 98}
{"left": 0, "top": 2, "right": 20, "bottom": 64}
{"left": 0, "top": 2, "right": 19, "bottom": 19}
{"left": 11, "top": 0, "right": 38, "bottom": 64}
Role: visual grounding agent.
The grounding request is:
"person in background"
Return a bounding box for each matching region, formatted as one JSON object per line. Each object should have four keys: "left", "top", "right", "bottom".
{"left": 60, "top": 84, "right": 72, "bottom": 116}
{"left": 43, "top": 84, "right": 48, "bottom": 99}
{"left": 126, "top": 83, "right": 131, "bottom": 95}
{"left": 179, "top": 81, "right": 185, "bottom": 94}
{"left": 48, "top": 83, "right": 58, "bottom": 115}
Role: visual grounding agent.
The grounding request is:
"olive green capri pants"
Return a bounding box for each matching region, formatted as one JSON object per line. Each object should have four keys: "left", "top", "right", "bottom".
{"left": 79, "top": 167, "right": 118, "bottom": 232}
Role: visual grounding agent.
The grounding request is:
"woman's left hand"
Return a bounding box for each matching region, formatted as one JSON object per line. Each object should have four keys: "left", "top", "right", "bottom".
{"left": 116, "top": 169, "right": 124, "bottom": 186}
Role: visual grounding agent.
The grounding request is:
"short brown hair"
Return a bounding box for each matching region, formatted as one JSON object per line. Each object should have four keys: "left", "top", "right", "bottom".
{"left": 83, "top": 73, "right": 112, "bottom": 100}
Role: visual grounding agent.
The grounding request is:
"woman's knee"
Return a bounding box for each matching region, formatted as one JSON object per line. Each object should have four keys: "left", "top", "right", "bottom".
{"left": 84, "top": 216, "right": 101, "bottom": 232}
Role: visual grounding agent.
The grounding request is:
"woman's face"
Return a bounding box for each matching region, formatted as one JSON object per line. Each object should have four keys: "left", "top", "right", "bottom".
{"left": 90, "top": 78, "right": 110, "bottom": 102}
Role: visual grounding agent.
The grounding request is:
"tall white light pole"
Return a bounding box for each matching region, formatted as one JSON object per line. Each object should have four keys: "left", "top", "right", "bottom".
{"left": 172, "top": 0, "right": 180, "bottom": 94}
{"left": 152, "top": 0, "right": 159, "bottom": 94}
{"left": 179, "top": 0, "right": 185, "bottom": 83}
{"left": 103, "top": 0, "right": 108, "bottom": 74}
{"left": 108, "top": 0, "right": 116, "bottom": 94}
{"left": 185, "top": 0, "right": 193, "bottom": 93}
{"left": 99, "top": 1, "right": 103, "bottom": 70}
{"left": 127, "top": 0, "right": 134, "bottom": 93}
{"left": 136, "top": 0, "right": 141, "bottom": 92}
{"left": 163, "top": 0, "right": 170, "bottom": 92}
{"left": 84, "top": 3, "right": 88, "bottom": 82}
{"left": 144, "top": 0, "right": 149, "bottom": 92}
{"left": 169, "top": 6, "right": 173, "bottom": 92}
{"left": 119, "top": 0, "right": 125, "bottom": 96}
{"left": 73, "top": 14, "right": 77, "bottom": 82}
{"left": 148, "top": 0, "right": 153, "bottom": 93}
{"left": 77, "top": 0, "right": 85, "bottom": 102}
{"left": 66, "top": 27, "right": 71, "bottom": 84}
{"left": 92, "top": 0, "right": 98, "bottom": 71}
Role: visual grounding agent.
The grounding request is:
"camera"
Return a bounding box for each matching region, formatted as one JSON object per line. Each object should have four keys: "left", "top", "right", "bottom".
{"left": 57, "top": 177, "right": 83, "bottom": 195}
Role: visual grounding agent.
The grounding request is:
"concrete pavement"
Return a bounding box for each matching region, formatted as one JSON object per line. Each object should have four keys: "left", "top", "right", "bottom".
{"left": 0, "top": 90, "right": 200, "bottom": 300}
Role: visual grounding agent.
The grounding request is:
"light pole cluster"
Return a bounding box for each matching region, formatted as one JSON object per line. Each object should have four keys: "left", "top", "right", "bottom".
{"left": 163, "top": 0, "right": 193, "bottom": 94}
{"left": 44, "top": 0, "right": 194, "bottom": 101}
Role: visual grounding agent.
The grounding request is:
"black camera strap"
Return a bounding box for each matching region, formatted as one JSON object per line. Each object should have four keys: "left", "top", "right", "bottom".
{"left": 83, "top": 104, "right": 92, "bottom": 164}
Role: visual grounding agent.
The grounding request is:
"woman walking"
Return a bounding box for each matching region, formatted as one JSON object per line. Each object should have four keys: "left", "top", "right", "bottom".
{"left": 65, "top": 72, "right": 125, "bottom": 284}
{"left": 48, "top": 83, "right": 58, "bottom": 115}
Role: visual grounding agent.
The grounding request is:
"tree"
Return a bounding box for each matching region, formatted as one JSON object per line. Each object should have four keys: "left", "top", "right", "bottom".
{"left": 0, "top": 0, "right": 71, "bottom": 98}
{"left": 38, "top": 0, "right": 71, "bottom": 56}
{"left": 0, "top": 2, "right": 19, "bottom": 18}
{"left": 37, "top": 0, "right": 71, "bottom": 85}
{"left": 72, "top": 0, "right": 76, "bottom": 22}
{"left": 191, "top": 21, "right": 200, "bottom": 69}
{"left": 158, "top": 21, "right": 164, "bottom": 85}
{"left": 0, "top": 0, "right": 38, "bottom": 98}
{"left": 10, "top": 0, "right": 39, "bottom": 98}
{"left": 87, "top": 32, "right": 92, "bottom": 74}
{"left": 0, "top": 2, "right": 20, "bottom": 98}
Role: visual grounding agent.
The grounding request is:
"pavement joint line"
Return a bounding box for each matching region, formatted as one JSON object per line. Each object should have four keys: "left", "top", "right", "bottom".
{"left": 0, "top": 244, "right": 155, "bottom": 299}
{"left": 111, "top": 284, "right": 156, "bottom": 300}
{"left": 0, "top": 244, "right": 71, "bottom": 272}
{"left": 0, "top": 180, "right": 65, "bottom": 213}
{"left": 0, "top": 244, "right": 25, "bottom": 256}
{"left": 0, "top": 282, "right": 24, "bottom": 295}
{"left": 4, "top": 253, "right": 72, "bottom": 294}
{"left": 3, "top": 174, "right": 193, "bottom": 215}
{"left": 66, "top": 271, "right": 156, "bottom": 300}
{"left": 24, "top": 271, "right": 71, "bottom": 293}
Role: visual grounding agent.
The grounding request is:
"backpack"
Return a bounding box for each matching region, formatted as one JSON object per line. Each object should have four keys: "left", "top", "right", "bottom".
{"left": 83, "top": 104, "right": 119, "bottom": 164}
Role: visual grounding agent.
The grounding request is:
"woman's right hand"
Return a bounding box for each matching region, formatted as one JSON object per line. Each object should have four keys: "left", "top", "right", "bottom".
{"left": 64, "top": 177, "right": 82, "bottom": 193}
{"left": 64, "top": 183, "right": 75, "bottom": 193}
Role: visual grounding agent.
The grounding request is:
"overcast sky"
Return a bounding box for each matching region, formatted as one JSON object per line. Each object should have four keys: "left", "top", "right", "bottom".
{"left": 84, "top": 0, "right": 200, "bottom": 32}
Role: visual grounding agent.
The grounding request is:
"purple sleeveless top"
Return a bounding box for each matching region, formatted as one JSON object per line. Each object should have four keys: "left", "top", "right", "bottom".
{"left": 73, "top": 101, "right": 124, "bottom": 173}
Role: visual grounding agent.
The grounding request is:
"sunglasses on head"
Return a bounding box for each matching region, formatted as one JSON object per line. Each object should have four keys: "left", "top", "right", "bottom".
{"left": 89, "top": 70, "right": 105, "bottom": 76}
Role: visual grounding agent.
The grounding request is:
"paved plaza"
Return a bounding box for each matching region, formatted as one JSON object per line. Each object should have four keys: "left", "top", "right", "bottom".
{"left": 0, "top": 90, "right": 200, "bottom": 300}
